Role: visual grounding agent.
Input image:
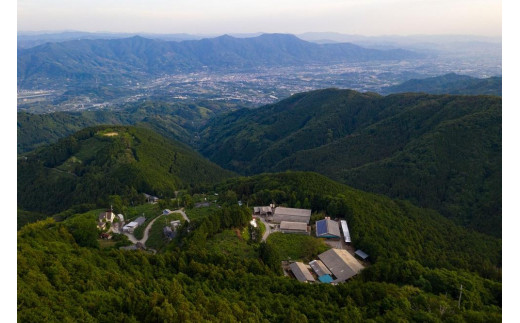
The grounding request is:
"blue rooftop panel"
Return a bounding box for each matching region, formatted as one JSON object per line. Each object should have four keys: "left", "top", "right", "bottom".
{"left": 316, "top": 220, "right": 327, "bottom": 236}
{"left": 318, "top": 274, "right": 333, "bottom": 283}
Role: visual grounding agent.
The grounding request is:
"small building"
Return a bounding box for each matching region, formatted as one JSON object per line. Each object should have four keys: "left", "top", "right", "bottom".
{"left": 273, "top": 207, "right": 311, "bottom": 224}
{"left": 309, "top": 259, "right": 332, "bottom": 277}
{"left": 280, "top": 221, "right": 309, "bottom": 235}
{"left": 163, "top": 226, "right": 175, "bottom": 239}
{"left": 253, "top": 206, "right": 274, "bottom": 216}
{"left": 355, "top": 250, "right": 369, "bottom": 261}
{"left": 289, "top": 262, "right": 315, "bottom": 283}
{"left": 117, "top": 214, "right": 125, "bottom": 223}
{"left": 261, "top": 206, "right": 273, "bottom": 216}
{"left": 162, "top": 209, "right": 172, "bottom": 216}
{"left": 123, "top": 222, "right": 139, "bottom": 233}
{"left": 318, "top": 248, "right": 364, "bottom": 283}
{"left": 171, "top": 220, "right": 181, "bottom": 229}
{"left": 144, "top": 193, "right": 159, "bottom": 203}
{"left": 195, "top": 202, "right": 210, "bottom": 208}
{"left": 98, "top": 210, "right": 116, "bottom": 223}
{"left": 315, "top": 218, "right": 341, "bottom": 239}
{"left": 135, "top": 216, "right": 146, "bottom": 226}
{"left": 340, "top": 220, "right": 351, "bottom": 243}
{"left": 97, "top": 208, "right": 116, "bottom": 230}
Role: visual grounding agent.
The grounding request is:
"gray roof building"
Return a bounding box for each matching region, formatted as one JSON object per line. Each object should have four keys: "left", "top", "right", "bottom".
{"left": 318, "top": 248, "right": 364, "bottom": 283}
{"left": 289, "top": 262, "right": 315, "bottom": 283}
{"left": 280, "top": 221, "right": 309, "bottom": 234}
{"left": 309, "top": 259, "right": 332, "bottom": 277}
{"left": 340, "top": 220, "right": 351, "bottom": 243}
{"left": 355, "top": 250, "right": 369, "bottom": 260}
{"left": 135, "top": 216, "right": 146, "bottom": 225}
{"left": 273, "top": 207, "right": 311, "bottom": 224}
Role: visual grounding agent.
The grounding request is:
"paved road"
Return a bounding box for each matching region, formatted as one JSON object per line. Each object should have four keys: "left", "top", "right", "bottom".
{"left": 139, "top": 215, "right": 164, "bottom": 247}
{"left": 174, "top": 209, "right": 190, "bottom": 222}
{"left": 257, "top": 216, "right": 272, "bottom": 242}
{"left": 122, "top": 208, "right": 190, "bottom": 247}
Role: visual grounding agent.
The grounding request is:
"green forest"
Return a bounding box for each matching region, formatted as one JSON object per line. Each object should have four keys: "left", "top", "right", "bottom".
{"left": 18, "top": 171, "right": 502, "bottom": 321}
{"left": 17, "top": 88, "right": 502, "bottom": 321}
{"left": 199, "top": 90, "right": 501, "bottom": 236}
{"left": 18, "top": 125, "right": 233, "bottom": 214}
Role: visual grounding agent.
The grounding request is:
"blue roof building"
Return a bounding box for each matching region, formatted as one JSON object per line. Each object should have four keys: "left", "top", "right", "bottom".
{"left": 315, "top": 218, "right": 341, "bottom": 239}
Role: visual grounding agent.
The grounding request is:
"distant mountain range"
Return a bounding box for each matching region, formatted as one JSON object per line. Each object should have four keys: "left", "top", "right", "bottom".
{"left": 382, "top": 73, "right": 501, "bottom": 96}
{"left": 17, "top": 33, "right": 422, "bottom": 88}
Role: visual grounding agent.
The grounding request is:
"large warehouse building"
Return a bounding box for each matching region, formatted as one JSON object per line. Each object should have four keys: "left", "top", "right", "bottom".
{"left": 318, "top": 248, "right": 364, "bottom": 283}
{"left": 273, "top": 207, "right": 311, "bottom": 224}
{"left": 280, "top": 221, "right": 309, "bottom": 235}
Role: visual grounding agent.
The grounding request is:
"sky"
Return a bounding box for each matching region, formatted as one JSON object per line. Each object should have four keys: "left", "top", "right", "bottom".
{"left": 17, "top": 0, "right": 502, "bottom": 37}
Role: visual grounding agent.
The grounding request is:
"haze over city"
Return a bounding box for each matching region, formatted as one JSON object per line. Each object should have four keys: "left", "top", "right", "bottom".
{"left": 18, "top": 0, "right": 502, "bottom": 37}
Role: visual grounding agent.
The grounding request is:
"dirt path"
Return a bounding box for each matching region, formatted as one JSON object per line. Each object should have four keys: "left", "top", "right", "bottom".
{"left": 123, "top": 208, "right": 190, "bottom": 247}
{"left": 258, "top": 216, "right": 272, "bottom": 242}
{"left": 173, "top": 209, "right": 190, "bottom": 222}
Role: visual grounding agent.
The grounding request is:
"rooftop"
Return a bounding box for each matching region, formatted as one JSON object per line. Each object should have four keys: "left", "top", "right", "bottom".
{"left": 275, "top": 207, "right": 311, "bottom": 217}
{"left": 316, "top": 218, "right": 341, "bottom": 238}
{"left": 309, "top": 259, "right": 332, "bottom": 277}
{"left": 318, "top": 248, "right": 364, "bottom": 283}
{"left": 280, "top": 221, "right": 308, "bottom": 231}
{"left": 340, "top": 220, "right": 351, "bottom": 243}
{"left": 289, "top": 262, "right": 315, "bottom": 283}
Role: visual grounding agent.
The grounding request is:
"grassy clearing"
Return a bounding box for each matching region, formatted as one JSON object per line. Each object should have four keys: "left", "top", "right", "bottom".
{"left": 127, "top": 204, "right": 162, "bottom": 240}
{"left": 185, "top": 205, "right": 220, "bottom": 221}
{"left": 146, "top": 213, "right": 185, "bottom": 251}
{"left": 205, "top": 229, "right": 258, "bottom": 259}
{"left": 266, "top": 232, "right": 330, "bottom": 262}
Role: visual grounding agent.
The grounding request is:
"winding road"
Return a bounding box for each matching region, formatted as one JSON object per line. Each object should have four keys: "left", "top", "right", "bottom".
{"left": 257, "top": 216, "right": 273, "bottom": 242}
{"left": 122, "top": 208, "right": 190, "bottom": 247}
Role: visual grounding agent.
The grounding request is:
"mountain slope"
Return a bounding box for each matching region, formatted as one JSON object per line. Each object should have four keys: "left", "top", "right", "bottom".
{"left": 18, "top": 34, "right": 422, "bottom": 88}
{"left": 18, "top": 171, "right": 502, "bottom": 321}
{"left": 216, "top": 171, "right": 501, "bottom": 278}
{"left": 382, "top": 73, "right": 502, "bottom": 96}
{"left": 18, "top": 125, "right": 233, "bottom": 214}
{"left": 17, "top": 100, "right": 238, "bottom": 154}
{"left": 200, "top": 89, "right": 501, "bottom": 236}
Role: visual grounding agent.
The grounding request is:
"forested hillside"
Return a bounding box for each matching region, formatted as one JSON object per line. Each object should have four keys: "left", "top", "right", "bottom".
{"left": 382, "top": 73, "right": 502, "bottom": 96}
{"left": 215, "top": 172, "right": 501, "bottom": 279}
{"left": 200, "top": 89, "right": 502, "bottom": 236}
{"left": 18, "top": 171, "right": 502, "bottom": 321}
{"left": 18, "top": 125, "right": 233, "bottom": 214}
{"left": 17, "top": 100, "right": 239, "bottom": 154}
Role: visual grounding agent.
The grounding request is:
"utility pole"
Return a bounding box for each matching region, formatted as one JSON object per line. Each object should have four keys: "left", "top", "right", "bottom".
{"left": 458, "top": 284, "right": 463, "bottom": 309}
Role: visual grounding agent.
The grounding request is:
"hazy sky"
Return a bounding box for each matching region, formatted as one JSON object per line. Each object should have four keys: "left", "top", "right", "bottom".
{"left": 18, "top": 0, "right": 502, "bottom": 36}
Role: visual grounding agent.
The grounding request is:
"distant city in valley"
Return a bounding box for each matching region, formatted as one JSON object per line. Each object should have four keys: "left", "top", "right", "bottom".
{"left": 17, "top": 32, "right": 501, "bottom": 113}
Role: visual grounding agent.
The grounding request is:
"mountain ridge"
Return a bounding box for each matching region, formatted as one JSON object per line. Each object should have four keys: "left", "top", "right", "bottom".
{"left": 18, "top": 34, "right": 422, "bottom": 88}
{"left": 199, "top": 89, "right": 501, "bottom": 236}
